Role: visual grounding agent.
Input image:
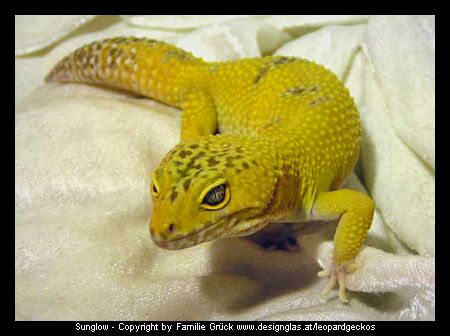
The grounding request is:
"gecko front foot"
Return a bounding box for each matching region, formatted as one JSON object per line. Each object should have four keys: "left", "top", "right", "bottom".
{"left": 317, "top": 261, "right": 359, "bottom": 303}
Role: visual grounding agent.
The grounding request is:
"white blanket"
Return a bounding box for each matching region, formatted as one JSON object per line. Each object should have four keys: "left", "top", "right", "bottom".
{"left": 15, "top": 15, "right": 435, "bottom": 321}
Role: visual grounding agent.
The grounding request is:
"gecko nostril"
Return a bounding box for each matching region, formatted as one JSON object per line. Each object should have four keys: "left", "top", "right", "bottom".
{"left": 169, "top": 223, "right": 176, "bottom": 233}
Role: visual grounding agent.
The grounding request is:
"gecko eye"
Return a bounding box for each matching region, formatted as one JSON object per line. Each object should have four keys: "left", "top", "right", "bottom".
{"left": 152, "top": 183, "right": 159, "bottom": 197}
{"left": 204, "top": 184, "right": 226, "bottom": 205}
{"left": 151, "top": 170, "right": 161, "bottom": 198}
{"left": 199, "top": 180, "right": 230, "bottom": 210}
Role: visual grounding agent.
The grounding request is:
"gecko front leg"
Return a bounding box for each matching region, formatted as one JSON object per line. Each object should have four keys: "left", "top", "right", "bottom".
{"left": 312, "top": 189, "right": 375, "bottom": 302}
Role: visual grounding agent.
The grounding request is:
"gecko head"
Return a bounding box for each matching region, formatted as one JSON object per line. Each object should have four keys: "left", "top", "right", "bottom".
{"left": 149, "top": 135, "right": 279, "bottom": 249}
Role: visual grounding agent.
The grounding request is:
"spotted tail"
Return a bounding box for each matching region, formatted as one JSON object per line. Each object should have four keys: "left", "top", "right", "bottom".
{"left": 45, "top": 37, "right": 210, "bottom": 107}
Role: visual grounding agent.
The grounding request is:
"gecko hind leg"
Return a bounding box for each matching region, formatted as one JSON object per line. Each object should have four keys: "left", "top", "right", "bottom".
{"left": 181, "top": 91, "right": 218, "bottom": 140}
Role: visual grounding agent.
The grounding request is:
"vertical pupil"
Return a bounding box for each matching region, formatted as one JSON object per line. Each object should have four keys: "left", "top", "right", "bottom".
{"left": 210, "top": 190, "right": 217, "bottom": 203}
{"left": 207, "top": 184, "right": 225, "bottom": 205}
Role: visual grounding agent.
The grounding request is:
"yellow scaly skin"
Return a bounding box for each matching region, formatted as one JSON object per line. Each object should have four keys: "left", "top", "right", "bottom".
{"left": 46, "top": 37, "right": 375, "bottom": 302}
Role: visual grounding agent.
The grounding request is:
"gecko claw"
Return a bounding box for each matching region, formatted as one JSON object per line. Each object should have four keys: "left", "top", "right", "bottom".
{"left": 318, "top": 261, "right": 358, "bottom": 303}
{"left": 317, "top": 269, "right": 330, "bottom": 277}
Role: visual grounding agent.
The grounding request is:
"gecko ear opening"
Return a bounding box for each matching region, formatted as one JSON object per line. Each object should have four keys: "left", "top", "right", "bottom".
{"left": 199, "top": 179, "right": 230, "bottom": 210}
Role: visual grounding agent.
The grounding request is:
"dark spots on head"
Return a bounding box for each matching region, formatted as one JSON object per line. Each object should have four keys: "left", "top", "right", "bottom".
{"left": 208, "top": 157, "right": 220, "bottom": 167}
{"left": 235, "top": 169, "right": 242, "bottom": 174}
{"left": 225, "top": 162, "right": 235, "bottom": 168}
{"left": 235, "top": 146, "right": 243, "bottom": 154}
{"left": 183, "top": 179, "right": 191, "bottom": 192}
{"left": 189, "top": 144, "right": 200, "bottom": 150}
{"left": 179, "top": 150, "right": 192, "bottom": 158}
{"left": 170, "top": 188, "right": 178, "bottom": 202}
{"left": 242, "top": 162, "right": 250, "bottom": 170}
{"left": 252, "top": 160, "right": 259, "bottom": 166}
{"left": 169, "top": 223, "right": 176, "bottom": 233}
{"left": 224, "top": 155, "right": 244, "bottom": 168}
{"left": 192, "top": 152, "right": 206, "bottom": 160}
{"left": 177, "top": 152, "right": 205, "bottom": 178}
{"left": 174, "top": 161, "right": 183, "bottom": 167}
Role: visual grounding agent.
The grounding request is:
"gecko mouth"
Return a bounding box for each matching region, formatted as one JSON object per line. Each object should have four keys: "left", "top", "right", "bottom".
{"left": 151, "top": 207, "right": 263, "bottom": 250}
{"left": 151, "top": 218, "right": 226, "bottom": 250}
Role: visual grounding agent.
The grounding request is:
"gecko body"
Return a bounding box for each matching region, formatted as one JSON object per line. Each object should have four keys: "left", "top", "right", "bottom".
{"left": 46, "top": 37, "right": 375, "bottom": 302}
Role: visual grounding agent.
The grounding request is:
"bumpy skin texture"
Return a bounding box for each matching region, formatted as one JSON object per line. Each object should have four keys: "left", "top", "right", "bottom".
{"left": 46, "top": 37, "right": 375, "bottom": 302}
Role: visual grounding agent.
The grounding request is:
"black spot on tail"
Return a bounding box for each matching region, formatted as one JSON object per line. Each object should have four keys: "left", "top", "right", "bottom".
{"left": 271, "top": 56, "right": 296, "bottom": 65}
{"left": 254, "top": 66, "right": 270, "bottom": 85}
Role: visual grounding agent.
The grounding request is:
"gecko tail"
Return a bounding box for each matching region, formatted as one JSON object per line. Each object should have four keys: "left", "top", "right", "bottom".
{"left": 45, "top": 37, "right": 153, "bottom": 87}
{"left": 45, "top": 54, "right": 74, "bottom": 83}
{"left": 45, "top": 37, "right": 209, "bottom": 106}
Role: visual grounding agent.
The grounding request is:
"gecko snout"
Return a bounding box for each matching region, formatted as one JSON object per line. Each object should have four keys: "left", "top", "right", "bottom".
{"left": 150, "top": 215, "right": 177, "bottom": 242}
{"left": 150, "top": 220, "right": 192, "bottom": 250}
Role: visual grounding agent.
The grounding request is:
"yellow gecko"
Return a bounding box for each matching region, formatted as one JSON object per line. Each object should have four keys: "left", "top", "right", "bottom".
{"left": 46, "top": 37, "right": 375, "bottom": 302}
